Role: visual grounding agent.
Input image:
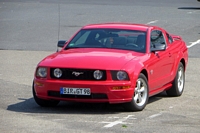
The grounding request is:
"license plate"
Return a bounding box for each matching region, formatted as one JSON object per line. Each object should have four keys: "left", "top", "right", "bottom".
{"left": 60, "top": 87, "right": 91, "bottom": 95}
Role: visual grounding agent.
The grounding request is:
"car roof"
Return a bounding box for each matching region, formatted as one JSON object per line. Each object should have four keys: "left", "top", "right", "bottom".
{"left": 82, "top": 23, "right": 156, "bottom": 31}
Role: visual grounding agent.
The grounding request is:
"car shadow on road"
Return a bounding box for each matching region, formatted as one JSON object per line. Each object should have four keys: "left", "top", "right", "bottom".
{"left": 178, "top": 7, "right": 200, "bottom": 10}
{"left": 7, "top": 97, "right": 126, "bottom": 114}
{"left": 7, "top": 92, "right": 169, "bottom": 114}
{"left": 148, "top": 91, "right": 169, "bottom": 104}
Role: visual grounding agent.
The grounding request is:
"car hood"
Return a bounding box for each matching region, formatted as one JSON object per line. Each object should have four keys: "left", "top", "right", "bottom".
{"left": 39, "top": 48, "right": 143, "bottom": 70}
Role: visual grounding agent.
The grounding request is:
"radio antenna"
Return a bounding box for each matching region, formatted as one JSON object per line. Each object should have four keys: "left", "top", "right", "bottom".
{"left": 58, "top": 4, "right": 60, "bottom": 41}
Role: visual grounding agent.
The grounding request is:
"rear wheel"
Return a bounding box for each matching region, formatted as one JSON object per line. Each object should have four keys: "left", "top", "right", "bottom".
{"left": 32, "top": 82, "right": 60, "bottom": 107}
{"left": 166, "top": 62, "right": 185, "bottom": 97}
{"left": 124, "top": 73, "right": 149, "bottom": 111}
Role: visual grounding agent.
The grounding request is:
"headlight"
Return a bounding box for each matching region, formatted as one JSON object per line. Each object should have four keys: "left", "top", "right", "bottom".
{"left": 93, "top": 70, "right": 103, "bottom": 80}
{"left": 36, "top": 67, "right": 47, "bottom": 78}
{"left": 54, "top": 68, "right": 62, "bottom": 78}
{"left": 117, "top": 71, "right": 128, "bottom": 80}
{"left": 111, "top": 70, "right": 129, "bottom": 80}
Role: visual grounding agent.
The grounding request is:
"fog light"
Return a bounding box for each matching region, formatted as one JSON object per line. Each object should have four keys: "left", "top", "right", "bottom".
{"left": 93, "top": 70, "right": 103, "bottom": 80}
{"left": 54, "top": 68, "right": 62, "bottom": 78}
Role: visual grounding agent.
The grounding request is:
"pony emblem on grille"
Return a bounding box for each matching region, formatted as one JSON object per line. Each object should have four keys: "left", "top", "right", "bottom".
{"left": 72, "top": 71, "right": 84, "bottom": 76}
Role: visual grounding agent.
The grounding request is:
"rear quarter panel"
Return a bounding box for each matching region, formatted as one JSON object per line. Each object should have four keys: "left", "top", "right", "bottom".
{"left": 169, "top": 36, "right": 188, "bottom": 80}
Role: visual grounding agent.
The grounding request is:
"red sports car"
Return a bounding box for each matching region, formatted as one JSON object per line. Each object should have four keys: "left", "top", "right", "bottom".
{"left": 33, "top": 23, "right": 188, "bottom": 111}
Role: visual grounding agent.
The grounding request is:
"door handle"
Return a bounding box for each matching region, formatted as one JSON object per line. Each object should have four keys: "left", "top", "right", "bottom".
{"left": 169, "top": 53, "right": 171, "bottom": 57}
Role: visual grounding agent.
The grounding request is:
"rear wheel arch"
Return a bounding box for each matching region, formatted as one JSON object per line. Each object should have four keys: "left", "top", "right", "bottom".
{"left": 173, "top": 57, "right": 186, "bottom": 79}
{"left": 166, "top": 62, "right": 185, "bottom": 96}
{"left": 180, "top": 58, "right": 186, "bottom": 71}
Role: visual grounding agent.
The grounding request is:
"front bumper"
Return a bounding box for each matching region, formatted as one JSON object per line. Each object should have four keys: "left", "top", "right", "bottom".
{"left": 34, "top": 78, "right": 134, "bottom": 104}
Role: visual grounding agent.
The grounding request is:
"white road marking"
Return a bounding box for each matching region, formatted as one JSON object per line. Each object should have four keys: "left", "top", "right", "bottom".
{"left": 148, "top": 113, "right": 162, "bottom": 119}
{"left": 146, "top": 20, "right": 158, "bottom": 25}
{"left": 187, "top": 39, "right": 200, "bottom": 48}
{"left": 187, "top": 10, "right": 199, "bottom": 14}
{"left": 100, "top": 115, "right": 135, "bottom": 128}
{"left": 102, "top": 121, "right": 123, "bottom": 128}
{"left": 187, "top": 11, "right": 193, "bottom": 14}
{"left": 52, "top": 119, "right": 66, "bottom": 121}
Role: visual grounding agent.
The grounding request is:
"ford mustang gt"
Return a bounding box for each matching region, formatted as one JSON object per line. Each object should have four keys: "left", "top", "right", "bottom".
{"left": 33, "top": 23, "right": 188, "bottom": 111}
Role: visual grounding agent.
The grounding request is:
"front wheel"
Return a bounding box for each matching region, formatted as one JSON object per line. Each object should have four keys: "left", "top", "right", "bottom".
{"left": 166, "top": 62, "right": 185, "bottom": 97}
{"left": 32, "top": 82, "right": 60, "bottom": 107}
{"left": 124, "top": 73, "right": 149, "bottom": 111}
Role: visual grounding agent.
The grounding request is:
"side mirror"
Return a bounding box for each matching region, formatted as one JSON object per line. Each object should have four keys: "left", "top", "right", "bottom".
{"left": 151, "top": 43, "right": 166, "bottom": 52}
{"left": 57, "top": 40, "right": 67, "bottom": 52}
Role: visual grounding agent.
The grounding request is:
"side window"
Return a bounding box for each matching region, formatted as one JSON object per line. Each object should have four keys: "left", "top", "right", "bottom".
{"left": 150, "top": 30, "right": 166, "bottom": 48}
{"left": 166, "top": 33, "right": 173, "bottom": 44}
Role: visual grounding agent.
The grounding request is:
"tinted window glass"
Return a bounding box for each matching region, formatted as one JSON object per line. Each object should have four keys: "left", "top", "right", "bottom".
{"left": 166, "top": 33, "right": 173, "bottom": 44}
{"left": 150, "top": 30, "right": 166, "bottom": 48}
{"left": 66, "top": 29, "right": 147, "bottom": 53}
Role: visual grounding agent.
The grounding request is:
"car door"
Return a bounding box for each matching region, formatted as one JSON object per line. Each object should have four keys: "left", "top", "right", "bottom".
{"left": 165, "top": 32, "right": 178, "bottom": 82}
{"left": 147, "top": 30, "right": 174, "bottom": 91}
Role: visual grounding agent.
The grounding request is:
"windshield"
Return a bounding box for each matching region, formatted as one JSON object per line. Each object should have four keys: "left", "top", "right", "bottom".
{"left": 65, "top": 29, "right": 147, "bottom": 53}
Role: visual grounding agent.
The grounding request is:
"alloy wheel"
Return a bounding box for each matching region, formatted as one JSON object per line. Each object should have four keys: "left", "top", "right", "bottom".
{"left": 134, "top": 78, "right": 148, "bottom": 106}
{"left": 177, "top": 67, "right": 184, "bottom": 93}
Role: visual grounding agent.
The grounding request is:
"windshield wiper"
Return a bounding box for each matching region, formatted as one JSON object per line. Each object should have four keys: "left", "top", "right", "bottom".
{"left": 64, "top": 46, "right": 81, "bottom": 50}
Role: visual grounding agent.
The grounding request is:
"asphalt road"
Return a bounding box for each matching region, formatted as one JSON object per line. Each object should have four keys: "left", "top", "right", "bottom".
{"left": 0, "top": 0, "right": 200, "bottom": 54}
{"left": 0, "top": 0, "right": 200, "bottom": 133}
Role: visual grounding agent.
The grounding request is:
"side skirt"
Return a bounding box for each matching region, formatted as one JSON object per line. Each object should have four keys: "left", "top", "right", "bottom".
{"left": 149, "top": 83, "right": 172, "bottom": 97}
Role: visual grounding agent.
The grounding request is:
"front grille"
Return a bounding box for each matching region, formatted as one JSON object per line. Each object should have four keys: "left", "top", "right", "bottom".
{"left": 50, "top": 68, "right": 106, "bottom": 81}
{"left": 48, "top": 91, "right": 108, "bottom": 99}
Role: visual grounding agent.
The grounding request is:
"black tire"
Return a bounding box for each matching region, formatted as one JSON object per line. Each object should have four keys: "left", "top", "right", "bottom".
{"left": 124, "top": 73, "right": 149, "bottom": 111}
{"left": 32, "top": 82, "right": 60, "bottom": 107}
{"left": 166, "top": 62, "right": 185, "bottom": 97}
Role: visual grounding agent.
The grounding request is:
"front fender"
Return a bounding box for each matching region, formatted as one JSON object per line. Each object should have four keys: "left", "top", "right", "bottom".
{"left": 121, "top": 60, "right": 145, "bottom": 84}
